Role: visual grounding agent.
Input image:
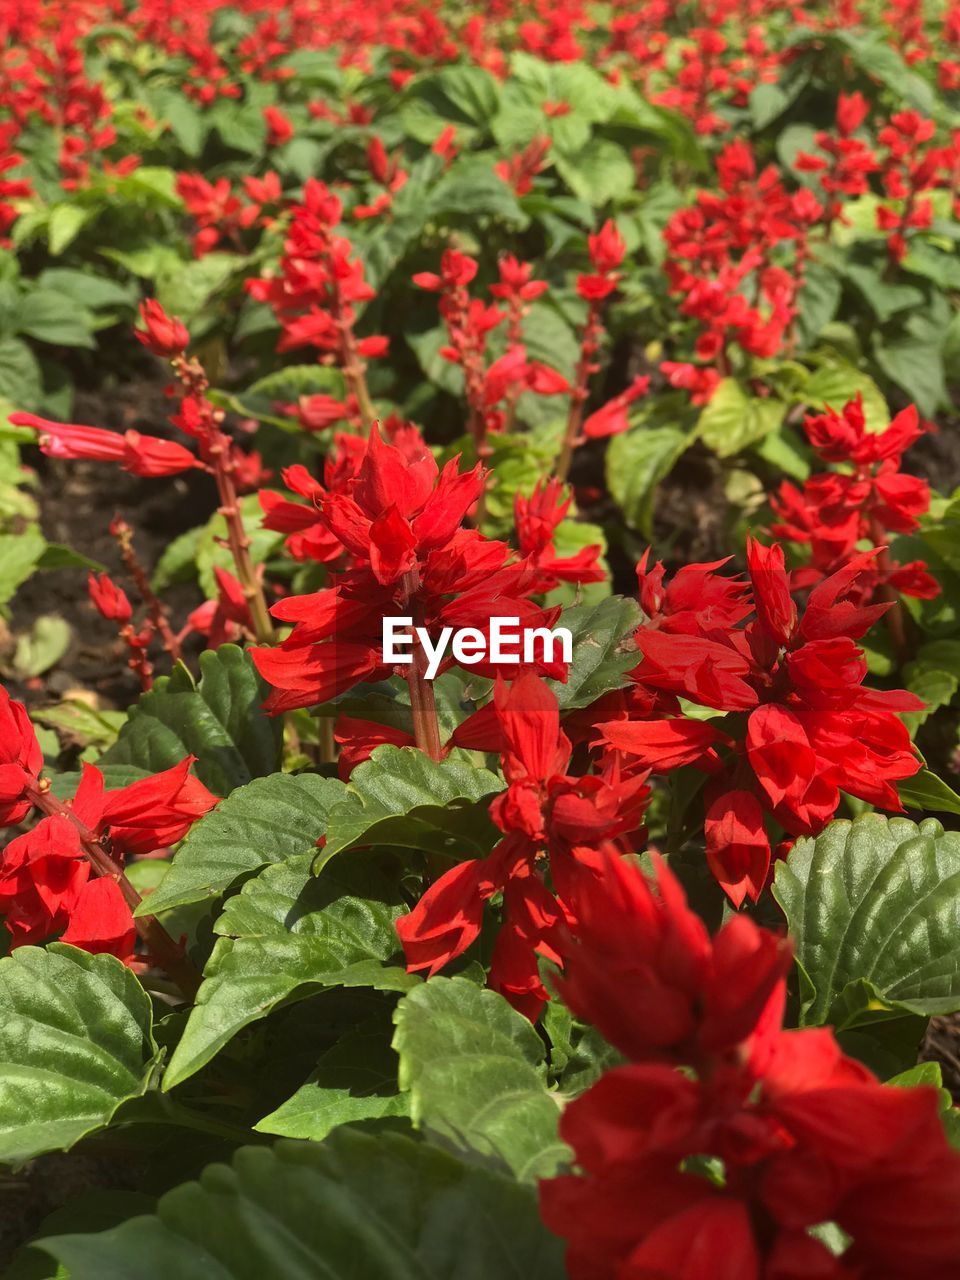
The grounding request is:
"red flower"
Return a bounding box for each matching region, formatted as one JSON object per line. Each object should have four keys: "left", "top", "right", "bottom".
{"left": 134, "top": 300, "right": 188, "bottom": 358}
{"left": 396, "top": 674, "right": 648, "bottom": 1018}
{"left": 10, "top": 413, "right": 201, "bottom": 478}
{"left": 0, "top": 688, "right": 43, "bottom": 825}
{"left": 88, "top": 572, "right": 132, "bottom": 624}
{"left": 72, "top": 757, "right": 217, "bottom": 857}
{"left": 514, "top": 478, "right": 605, "bottom": 591}
{"left": 251, "top": 425, "right": 568, "bottom": 714}
{"left": 61, "top": 877, "right": 136, "bottom": 961}
{"left": 184, "top": 567, "right": 254, "bottom": 650}
{"left": 607, "top": 540, "right": 923, "bottom": 904}
{"left": 582, "top": 374, "right": 650, "bottom": 439}
{"left": 771, "top": 396, "right": 937, "bottom": 603}
{"left": 540, "top": 851, "right": 960, "bottom": 1280}
{"left": 263, "top": 105, "right": 293, "bottom": 147}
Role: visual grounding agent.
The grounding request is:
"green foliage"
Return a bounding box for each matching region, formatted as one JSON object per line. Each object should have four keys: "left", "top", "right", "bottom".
{"left": 0, "top": 945, "right": 160, "bottom": 1164}
{"left": 774, "top": 815, "right": 960, "bottom": 1029}
{"left": 163, "top": 853, "right": 416, "bottom": 1088}
{"left": 39, "top": 1130, "right": 565, "bottom": 1280}
{"left": 317, "top": 746, "right": 504, "bottom": 868}
{"left": 101, "top": 646, "right": 282, "bottom": 797}
{"left": 393, "top": 977, "right": 569, "bottom": 1181}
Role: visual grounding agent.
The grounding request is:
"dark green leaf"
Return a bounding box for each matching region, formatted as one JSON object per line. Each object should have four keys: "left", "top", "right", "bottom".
{"left": 318, "top": 746, "right": 503, "bottom": 868}
{"left": 100, "top": 646, "right": 282, "bottom": 797}
{"left": 548, "top": 595, "right": 641, "bottom": 709}
{"left": 163, "top": 854, "right": 415, "bottom": 1088}
{"left": 254, "top": 1015, "right": 407, "bottom": 1140}
{"left": 774, "top": 814, "right": 960, "bottom": 1028}
{"left": 138, "top": 772, "right": 346, "bottom": 916}
{"left": 393, "top": 976, "right": 568, "bottom": 1181}
{"left": 0, "top": 945, "right": 160, "bottom": 1164}
{"left": 40, "top": 1129, "right": 565, "bottom": 1280}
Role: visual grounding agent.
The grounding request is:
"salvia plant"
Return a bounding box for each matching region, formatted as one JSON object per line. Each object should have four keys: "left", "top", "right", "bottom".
{"left": 1, "top": 1, "right": 960, "bottom": 1277}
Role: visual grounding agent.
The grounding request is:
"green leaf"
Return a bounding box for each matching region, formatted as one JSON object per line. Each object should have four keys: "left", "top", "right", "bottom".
{"left": 874, "top": 332, "right": 946, "bottom": 418}
{"left": 163, "top": 854, "right": 416, "bottom": 1088}
{"left": 157, "top": 93, "right": 208, "bottom": 158}
{"left": 318, "top": 746, "right": 503, "bottom": 869}
{"left": 35, "top": 542, "right": 104, "bottom": 572}
{"left": 606, "top": 426, "right": 688, "bottom": 536}
{"left": 696, "top": 379, "right": 786, "bottom": 457}
{"left": 555, "top": 138, "right": 635, "bottom": 205}
{"left": 393, "top": 976, "right": 568, "bottom": 1181}
{"left": 428, "top": 155, "right": 527, "bottom": 226}
{"left": 843, "top": 263, "right": 925, "bottom": 324}
{"left": 773, "top": 814, "right": 960, "bottom": 1028}
{"left": 0, "top": 525, "right": 47, "bottom": 606}
{"left": 47, "top": 205, "right": 95, "bottom": 256}
{"left": 897, "top": 768, "right": 960, "bottom": 818}
{"left": 31, "top": 700, "right": 126, "bottom": 752}
{"left": 803, "top": 361, "right": 889, "bottom": 428}
{"left": 794, "top": 260, "right": 841, "bottom": 349}
{"left": 99, "top": 646, "right": 281, "bottom": 797}
{"left": 0, "top": 944, "right": 160, "bottom": 1164}
{"left": 155, "top": 254, "right": 241, "bottom": 327}
{"left": 902, "top": 645, "right": 960, "bottom": 734}
{"left": 0, "top": 337, "right": 42, "bottom": 411}
{"left": 139, "top": 772, "right": 345, "bottom": 915}
{"left": 40, "top": 1129, "right": 565, "bottom": 1279}
{"left": 18, "top": 290, "right": 96, "bottom": 349}
{"left": 11, "top": 614, "right": 70, "bottom": 678}
{"left": 547, "top": 595, "right": 641, "bottom": 709}
{"left": 227, "top": 364, "right": 345, "bottom": 428}
{"left": 400, "top": 66, "right": 502, "bottom": 143}
{"left": 254, "top": 1015, "right": 407, "bottom": 1140}
{"left": 829, "top": 29, "right": 934, "bottom": 115}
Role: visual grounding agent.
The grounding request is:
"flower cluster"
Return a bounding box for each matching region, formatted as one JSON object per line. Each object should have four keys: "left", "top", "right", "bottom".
{"left": 540, "top": 850, "right": 960, "bottom": 1278}
{"left": 662, "top": 139, "right": 821, "bottom": 386}
{"left": 413, "top": 248, "right": 570, "bottom": 455}
{"left": 247, "top": 178, "right": 386, "bottom": 431}
{"left": 0, "top": 687, "right": 216, "bottom": 963}
{"left": 397, "top": 673, "right": 649, "bottom": 1018}
{"left": 600, "top": 539, "right": 923, "bottom": 904}
{"left": 772, "top": 395, "right": 939, "bottom": 602}
{"left": 250, "top": 424, "right": 570, "bottom": 728}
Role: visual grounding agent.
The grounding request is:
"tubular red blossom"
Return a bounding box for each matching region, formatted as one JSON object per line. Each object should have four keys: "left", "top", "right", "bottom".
{"left": 134, "top": 300, "right": 189, "bottom": 357}
{"left": 0, "top": 688, "right": 43, "bottom": 826}
{"left": 88, "top": 572, "right": 132, "bottom": 624}
{"left": 263, "top": 105, "right": 293, "bottom": 147}
{"left": 72, "top": 757, "right": 218, "bottom": 857}
{"left": 10, "top": 413, "right": 201, "bottom": 478}
{"left": 252, "top": 425, "right": 568, "bottom": 717}
{"left": 396, "top": 674, "right": 648, "bottom": 1018}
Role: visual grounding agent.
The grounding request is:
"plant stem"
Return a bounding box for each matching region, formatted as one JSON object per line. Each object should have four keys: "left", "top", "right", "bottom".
{"left": 27, "top": 782, "right": 202, "bottom": 1001}
{"left": 555, "top": 299, "right": 602, "bottom": 483}
{"left": 112, "top": 516, "right": 183, "bottom": 662}
{"left": 400, "top": 571, "right": 443, "bottom": 760}
{"left": 869, "top": 517, "right": 909, "bottom": 665}
{"left": 209, "top": 444, "right": 275, "bottom": 644}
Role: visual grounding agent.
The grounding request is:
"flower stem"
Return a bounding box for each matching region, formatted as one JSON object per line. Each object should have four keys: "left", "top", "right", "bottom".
{"left": 555, "top": 300, "right": 602, "bottom": 483}
{"left": 27, "top": 783, "right": 202, "bottom": 1001}
{"left": 210, "top": 449, "right": 275, "bottom": 644}
{"left": 400, "top": 571, "right": 443, "bottom": 760}
{"left": 111, "top": 516, "right": 183, "bottom": 662}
